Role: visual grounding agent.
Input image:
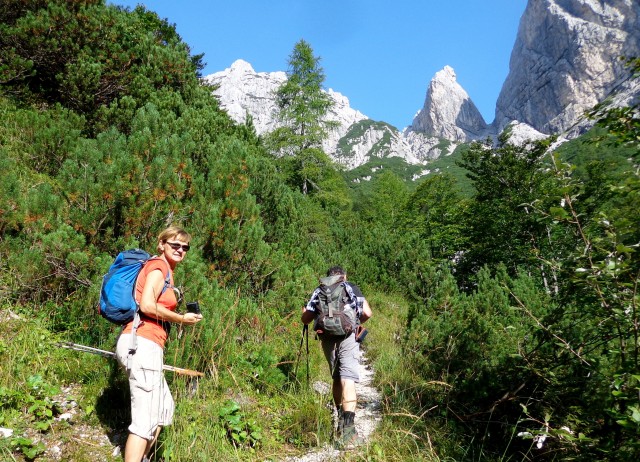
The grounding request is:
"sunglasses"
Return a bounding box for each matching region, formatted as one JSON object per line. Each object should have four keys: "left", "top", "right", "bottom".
{"left": 165, "top": 241, "right": 190, "bottom": 252}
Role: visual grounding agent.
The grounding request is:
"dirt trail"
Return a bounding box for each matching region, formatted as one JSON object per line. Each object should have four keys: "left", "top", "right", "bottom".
{"left": 283, "top": 351, "right": 383, "bottom": 461}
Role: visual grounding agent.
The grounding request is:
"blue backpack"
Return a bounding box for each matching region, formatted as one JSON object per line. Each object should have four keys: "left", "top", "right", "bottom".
{"left": 99, "top": 249, "right": 169, "bottom": 325}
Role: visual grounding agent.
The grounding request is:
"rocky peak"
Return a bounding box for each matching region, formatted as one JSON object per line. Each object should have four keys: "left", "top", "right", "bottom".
{"left": 205, "top": 61, "right": 474, "bottom": 174}
{"left": 203, "top": 59, "right": 286, "bottom": 134}
{"left": 409, "top": 65, "right": 488, "bottom": 142}
{"left": 495, "top": 0, "right": 640, "bottom": 135}
{"left": 203, "top": 59, "right": 367, "bottom": 154}
{"left": 227, "top": 59, "right": 255, "bottom": 74}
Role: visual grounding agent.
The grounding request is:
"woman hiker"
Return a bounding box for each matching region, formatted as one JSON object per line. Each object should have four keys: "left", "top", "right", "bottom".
{"left": 116, "top": 226, "right": 203, "bottom": 462}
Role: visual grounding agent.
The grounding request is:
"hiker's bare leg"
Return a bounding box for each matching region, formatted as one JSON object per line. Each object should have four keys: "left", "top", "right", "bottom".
{"left": 332, "top": 379, "right": 343, "bottom": 409}
{"left": 124, "top": 433, "right": 147, "bottom": 462}
{"left": 341, "top": 379, "right": 357, "bottom": 412}
{"left": 144, "top": 427, "right": 162, "bottom": 458}
{"left": 337, "top": 379, "right": 360, "bottom": 445}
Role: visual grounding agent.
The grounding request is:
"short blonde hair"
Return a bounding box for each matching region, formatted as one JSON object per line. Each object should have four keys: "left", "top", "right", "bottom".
{"left": 157, "top": 226, "right": 191, "bottom": 253}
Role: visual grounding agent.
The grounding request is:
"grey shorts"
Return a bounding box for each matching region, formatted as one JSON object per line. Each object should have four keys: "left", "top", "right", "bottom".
{"left": 116, "top": 334, "right": 174, "bottom": 440}
{"left": 321, "top": 333, "right": 361, "bottom": 382}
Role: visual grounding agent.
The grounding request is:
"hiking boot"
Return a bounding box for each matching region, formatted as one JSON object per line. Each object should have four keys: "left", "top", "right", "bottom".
{"left": 335, "top": 411, "right": 363, "bottom": 449}
{"left": 336, "top": 408, "right": 344, "bottom": 438}
{"left": 336, "top": 423, "right": 364, "bottom": 449}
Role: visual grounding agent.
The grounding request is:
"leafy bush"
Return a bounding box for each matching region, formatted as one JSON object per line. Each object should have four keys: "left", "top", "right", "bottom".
{"left": 217, "top": 400, "right": 263, "bottom": 449}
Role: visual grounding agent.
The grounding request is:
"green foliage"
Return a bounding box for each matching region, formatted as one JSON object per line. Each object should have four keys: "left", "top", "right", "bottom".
{"left": 358, "top": 171, "right": 408, "bottom": 225}
{"left": 455, "top": 136, "right": 558, "bottom": 282}
{"left": 403, "top": 266, "right": 554, "bottom": 458}
{"left": 555, "top": 126, "right": 637, "bottom": 177}
{"left": 0, "top": 373, "right": 60, "bottom": 437}
{"left": 2, "top": 1, "right": 639, "bottom": 460}
{"left": 336, "top": 119, "right": 397, "bottom": 158}
{"left": 275, "top": 147, "right": 345, "bottom": 199}
{"left": 344, "top": 155, "right": 427, "bottom": 190}
{"left": 9, "top": 436, "right": 46, "bottom": 460}
{"left": 611, "top": 373, "right": 640, "bottom": 431}
{"left": 267, "top": 39, "right": 339, "bottom": 196}
{"left": 389, "top": 68, "right": 640, "bottom": 459}
{"left": 415, "top": 142, "right": 476, "bottom": 196}
{"left": 279, "top": 396, "right": 333, "bottom": 448}
{"left": 271, "top": 39, "right": 336, "bottom": 154}
{"left": 403, "top": 173, "right": 468, "bottom": 262}
{"left": 240, "top": 346, "right": 288, "bottom": 393}
{"left": 24, "top": 375, "right": 60, "bottom": 431}
{"left": 0, "top": 99, "right": 85, "bottom": 176}
{"left": 530, "top": 151, "right": 640, "bottom": 458}
{"left": 218, "top": 400, "right": 263, "bottom": 449}
{"left": 0, "top": 0, "right": 202, "bottom": 134}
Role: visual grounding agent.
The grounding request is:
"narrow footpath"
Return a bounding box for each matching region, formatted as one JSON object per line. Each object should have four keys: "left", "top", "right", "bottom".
{"left": 283, "top": 352, "right": 383, "bottom": 461}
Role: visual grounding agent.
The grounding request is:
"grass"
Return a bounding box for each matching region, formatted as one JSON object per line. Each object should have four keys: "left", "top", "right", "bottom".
{"left": 0, "top": 309, "right": 121, "bottom": 461}
{"left": 0, "top": 302, "right": 341, "bottom": 461}
{"left": 0, "top": 289, "right": 471, "bottom": 461}
{"left": 357, "top": 291, "right": 446, "bottom": 461}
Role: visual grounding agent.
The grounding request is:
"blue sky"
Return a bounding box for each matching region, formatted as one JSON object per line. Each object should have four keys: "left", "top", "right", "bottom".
{"left": 111, "top": 0, "right": 528, "bottom": 129}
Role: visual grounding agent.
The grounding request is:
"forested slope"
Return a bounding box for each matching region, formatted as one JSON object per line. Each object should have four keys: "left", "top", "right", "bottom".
{"left": 1, "top": 1, "right": 639, "bottom": 461}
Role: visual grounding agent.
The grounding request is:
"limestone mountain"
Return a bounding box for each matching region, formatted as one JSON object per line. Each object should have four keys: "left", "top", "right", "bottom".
{"left": 495, "top": 0, "right": 640, "bottom": 135}
{"left": 204, "top": 0, "right": 640, "bottom": 175}
{"left": 205, "top": 59, "right": 453, "bottom": 172}
{"left": 203, "top": 59, "right": 368, "bottom": 146}
{"left": 409, "top": 66, "right": 488, "bottom": 142}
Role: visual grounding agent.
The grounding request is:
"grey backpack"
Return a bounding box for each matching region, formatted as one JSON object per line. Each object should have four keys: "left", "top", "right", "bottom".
{"left": 313, "top": 275, "right": 357, "bottom": 337}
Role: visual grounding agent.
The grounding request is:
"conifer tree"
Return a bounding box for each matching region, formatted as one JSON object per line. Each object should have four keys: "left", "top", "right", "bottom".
{"left": 269, "top": 39, "right": 337, "bottom": 194}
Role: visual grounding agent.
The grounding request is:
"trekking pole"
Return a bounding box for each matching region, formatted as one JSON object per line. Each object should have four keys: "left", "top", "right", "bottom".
{"left": 57, "top": 342, "right": 204, "bottom": 377}
{"left": 293, "top": 324, "right": 309, "bottom": 387}
{"left": 304, "top": 323, "right": 310, "bottom": 387}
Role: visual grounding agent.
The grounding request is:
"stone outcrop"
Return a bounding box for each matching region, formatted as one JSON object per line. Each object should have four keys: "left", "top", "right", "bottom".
{"left": 502, "top": 121, "right": 548, "bottom": 146}
{"left": 410, "top": 66, "right": 488, "bottom": 142}
{"left": 333, "top": 120, "right": 453, "bottom": 169}
{"left": 495, "top": 0, "right": 640, "bottom": 135}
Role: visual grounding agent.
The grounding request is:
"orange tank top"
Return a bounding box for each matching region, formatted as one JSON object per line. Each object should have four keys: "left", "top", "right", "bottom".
{"left": 122, "top": 257, "right": 177, "bottom": 348}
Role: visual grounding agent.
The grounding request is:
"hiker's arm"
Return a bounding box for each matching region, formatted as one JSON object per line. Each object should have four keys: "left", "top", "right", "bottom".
{"left": 301, "top": 307, "right": 315, "bottom": 325}
{"left": 301, "top": 290, "right": 318, "bottom": 325}
{"left": 139, "top": 269, "right": 202, "bottom": 325}
{"left": 359, "top": 299, "right": 372, "bottom": 323}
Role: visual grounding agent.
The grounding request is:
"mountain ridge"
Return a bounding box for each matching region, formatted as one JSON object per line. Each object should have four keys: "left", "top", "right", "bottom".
{"left": 205, "top": 0, "right": 640, "bottom": 177}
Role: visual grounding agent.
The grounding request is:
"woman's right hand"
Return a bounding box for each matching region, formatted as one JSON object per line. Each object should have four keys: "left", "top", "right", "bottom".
{"left": 181, "top": 312, "right": 203, "bottom": 325}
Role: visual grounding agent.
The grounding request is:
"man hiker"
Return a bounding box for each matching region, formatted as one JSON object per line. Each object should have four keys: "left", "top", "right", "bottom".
{"left": 301, "top": 266, "right": 373, "bottom": 447}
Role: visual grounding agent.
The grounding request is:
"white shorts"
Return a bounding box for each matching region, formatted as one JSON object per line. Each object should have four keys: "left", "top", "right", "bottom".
{"left": 116, "top": 334, "right": 174, "bottom": 440}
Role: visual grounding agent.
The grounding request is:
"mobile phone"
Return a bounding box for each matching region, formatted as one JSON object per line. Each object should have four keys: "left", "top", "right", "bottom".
{"left": 186, "top": 301, "right": 201, "bottom": 315}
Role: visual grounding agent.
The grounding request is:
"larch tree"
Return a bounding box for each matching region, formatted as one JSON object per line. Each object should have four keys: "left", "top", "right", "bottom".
{"left": 270, "top": 39, "right": 337, "bottom": 194}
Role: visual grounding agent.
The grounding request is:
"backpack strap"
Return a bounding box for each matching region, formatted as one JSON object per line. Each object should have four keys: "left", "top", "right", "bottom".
{"left": 129, "top": 257, "right": 172, "bottom": 354}
{"left": 129, "top": 311, "right": 141, "bottom": 355}
{"left": 343, "top": 283, "right": 359, "bottom": 318}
